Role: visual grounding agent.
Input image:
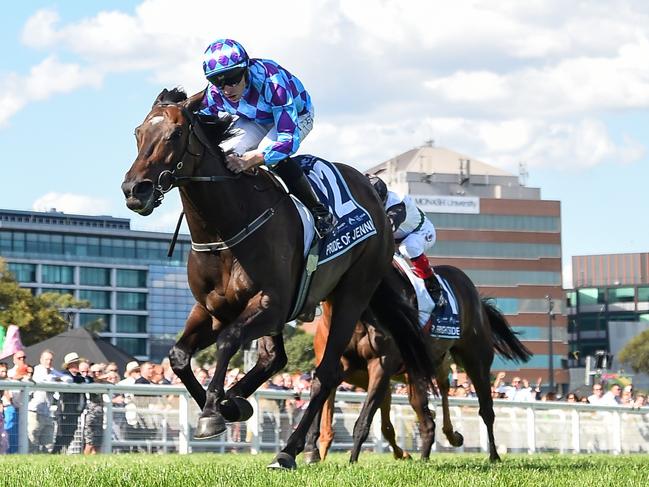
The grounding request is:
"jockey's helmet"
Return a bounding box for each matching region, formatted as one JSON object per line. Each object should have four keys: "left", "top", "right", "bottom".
{"left": 369, "top": 176, "right": 388, "bottom": 205}
{"left": 203, "top": 39, "right": 249, "bottom": 80}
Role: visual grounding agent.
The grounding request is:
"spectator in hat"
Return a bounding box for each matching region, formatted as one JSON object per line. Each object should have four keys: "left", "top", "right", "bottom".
{"left": 119, "top": 361, "right": 141, "bottom": 385}
{"left": 52, "top": 352, "right": 86, "bottom": 453}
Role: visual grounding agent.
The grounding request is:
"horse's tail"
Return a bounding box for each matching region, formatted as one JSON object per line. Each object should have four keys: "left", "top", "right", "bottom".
{"left": 482, "top": 298, "right": 533, "bottom": 363}
{"left": 369, "top": 269, "right": 436, "bottom": 384}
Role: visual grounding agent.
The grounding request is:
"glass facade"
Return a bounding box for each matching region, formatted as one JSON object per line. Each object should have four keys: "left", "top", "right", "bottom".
{"left": 42, "top": 265, "right": 74, "bottom": 284}
{"left": 79, "top": 313, "right": 111, "bottom": 332}
{"left": 568, "top": 283, "right": 649, "bottom": 368}
{"left": 116, "top": 291, "right": 147, "bottom": 310}
{"left": 79, "top": 290, "right": 111, "bottom": 309}
{"left": 80, "top": 267, "right": 111, "bottom": 286}
{"left": 0, "top": 229, "right": 192, "bottom": 267}
{"left": 428, "top": 213, "right": 560, "bottom": 232}
{"left": 465, "top": 269, "right": 561, "bottom": 286}
{"left": 116, "top": 315, "right": 147, "bottom": 333}
{"left": 117, "top": 269, "right": 147, "bottom": 287}
{"left": 7, "top": 262, "right": 36, "bottom": 282}
{"left": 434, "top": 241, "right": 560, "bottom": 259}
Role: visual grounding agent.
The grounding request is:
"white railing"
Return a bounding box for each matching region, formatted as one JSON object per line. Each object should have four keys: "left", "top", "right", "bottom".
{"left": 2, "top": 381, "right": 649, "bottom": 455}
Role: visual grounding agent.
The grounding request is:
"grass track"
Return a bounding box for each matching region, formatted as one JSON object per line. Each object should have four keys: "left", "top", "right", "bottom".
{"left": 3, "top": 453, "right": 647, "bottom": 487}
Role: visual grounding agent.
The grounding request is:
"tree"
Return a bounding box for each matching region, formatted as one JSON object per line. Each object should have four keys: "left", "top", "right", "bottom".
{"left": 617, "top": 329, "right": 649, "bottom": 375}
{"left": 0, "top": 259, "right": 89, "bottom": 345}
{"left": 284, "top": 326, "right": 315, "bottom": 374}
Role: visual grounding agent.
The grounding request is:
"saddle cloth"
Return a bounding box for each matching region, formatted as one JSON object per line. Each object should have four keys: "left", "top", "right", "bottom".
{"left": 293, "top": 155, "right": 377, "bottom": 265}
{"left": 392, "top": 253, "right": 461, "bottom": 339}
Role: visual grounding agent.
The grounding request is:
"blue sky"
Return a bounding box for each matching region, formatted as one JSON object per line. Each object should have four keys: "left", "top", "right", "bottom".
{"left": 1, "top": 1, "right": 648, "bottom": 287}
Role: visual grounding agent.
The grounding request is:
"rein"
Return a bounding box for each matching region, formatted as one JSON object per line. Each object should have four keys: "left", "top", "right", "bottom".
{"left": 157, "top": 103, "right": 281, "bottom": 254}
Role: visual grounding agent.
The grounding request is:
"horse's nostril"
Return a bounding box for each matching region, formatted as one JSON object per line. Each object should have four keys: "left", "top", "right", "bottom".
{"left": 132, "top": 180, "right": 155, "bottom": 199}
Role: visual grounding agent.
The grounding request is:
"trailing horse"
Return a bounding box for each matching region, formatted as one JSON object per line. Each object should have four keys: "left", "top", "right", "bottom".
{"left": 121, "top": 88, "right": 435, "bottom": 469}
{"left": 305, "top": 263, "right": 532, "bottom": 463}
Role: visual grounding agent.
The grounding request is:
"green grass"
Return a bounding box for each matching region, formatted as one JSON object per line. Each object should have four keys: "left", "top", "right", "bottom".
{"left": 2, "top": 453, "right": 647, "bottom": 487}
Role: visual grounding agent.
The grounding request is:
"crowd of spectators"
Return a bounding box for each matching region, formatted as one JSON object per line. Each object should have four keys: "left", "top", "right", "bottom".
{"left": 0, "top": 349, "right": 321, "bottom": 455}
{"left": 1, "top": 351, "right": 647, "bottom": 455}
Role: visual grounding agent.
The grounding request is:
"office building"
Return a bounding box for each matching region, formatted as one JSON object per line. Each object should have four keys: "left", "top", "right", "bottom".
{"left": 366, "top": 143, "right": 567, "bottom": 386}
{"left": 0, "top": 208, "right": 193, "bottom": 361}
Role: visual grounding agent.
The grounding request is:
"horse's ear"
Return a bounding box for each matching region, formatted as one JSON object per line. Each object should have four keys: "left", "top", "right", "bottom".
{"left": 183, "top": 89, "right": 206, "bottom": 113}
{"left": 153, "top": 89, "right": 170, "bottom": 108}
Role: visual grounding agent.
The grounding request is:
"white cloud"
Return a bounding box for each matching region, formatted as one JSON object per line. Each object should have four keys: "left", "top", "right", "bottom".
{"left": 0, "top": 56, "right": 101, "bottom": 127}
{"left": 33, "top": 192, "right": 112, "bottom": 215}
{"left": 3, "top": 0, "right": 649, "bottom": 173}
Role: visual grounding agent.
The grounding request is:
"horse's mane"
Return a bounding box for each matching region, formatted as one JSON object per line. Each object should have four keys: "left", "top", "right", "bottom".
{"left": 155, "top": 87, "right": 235, "bottom": 146}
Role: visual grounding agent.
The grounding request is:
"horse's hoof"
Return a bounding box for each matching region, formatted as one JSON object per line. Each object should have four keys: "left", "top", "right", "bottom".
{"left": 397, "top": 451, "right": 412, "bottom": 460}
{"left": 220, "top": 396, "right": 254, "bottom": 422}
{"left": 451, "top": 432, "right": 464, "bottom": 447}
{"left": 193, "top": 415, "right": 226, "bottom": 439}
{"left": 267, "top": 452, "right": 297, "bottom": 470}
{"left": 303, "top": 450, "right": 321, "bottom": 465}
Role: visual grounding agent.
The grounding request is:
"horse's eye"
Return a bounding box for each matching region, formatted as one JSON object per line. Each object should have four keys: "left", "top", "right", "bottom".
{"left": 168, "top": 129, "right": 182, "bottom": 141}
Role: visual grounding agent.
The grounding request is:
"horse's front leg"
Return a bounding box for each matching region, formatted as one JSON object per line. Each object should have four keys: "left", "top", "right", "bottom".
{"left": 225, "top": 335, "right": 287, "bottom": 399}
{"left": 169, "top": 304, "right": 216, "bottom": 409}
{"left": 194, "top": 298, "right": 285, "bottom": 439}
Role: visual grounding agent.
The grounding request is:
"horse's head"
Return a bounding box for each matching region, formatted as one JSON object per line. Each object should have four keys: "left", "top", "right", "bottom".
{"left": 122, "top": 88, "right": 233, "bottom": 215}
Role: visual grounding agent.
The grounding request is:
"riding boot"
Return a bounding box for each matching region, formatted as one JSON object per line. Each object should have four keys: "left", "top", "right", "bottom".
{"left": 274, "top": 157, "right": 336, "bottom": 238}
{"left": 411, "top": 254, "right": 446, "bottom": 310}
{"left": 424, "top": 274, "right": 447, "bottom": 310}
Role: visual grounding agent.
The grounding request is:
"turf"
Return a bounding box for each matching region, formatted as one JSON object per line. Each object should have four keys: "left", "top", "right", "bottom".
{"left": 2, "top": 453, "right": 647, "bottom": 487}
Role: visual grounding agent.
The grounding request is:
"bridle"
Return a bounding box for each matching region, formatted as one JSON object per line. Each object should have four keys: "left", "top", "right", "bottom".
{"left": 151, "top": 104, "right": 242, "bottom": 207}
{"left": 145, "top": 102, "right": 281, "bottom": 253}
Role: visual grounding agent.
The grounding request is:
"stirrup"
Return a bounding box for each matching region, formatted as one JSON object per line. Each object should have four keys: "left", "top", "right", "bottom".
{"left": 314, "top": 213, "right": 335, "bottom": 239}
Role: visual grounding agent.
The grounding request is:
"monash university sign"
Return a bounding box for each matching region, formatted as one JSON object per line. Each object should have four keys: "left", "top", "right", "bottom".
{"left": 412, "top": 195, "right": 480, "bottom": 214}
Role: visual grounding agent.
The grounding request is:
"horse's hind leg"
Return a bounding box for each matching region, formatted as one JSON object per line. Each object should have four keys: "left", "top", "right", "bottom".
{"left": 169, "top": 304, "right": 215, "bottom": 409}
{"left": 379, "top": 385, "right": 410, "bottom": 460}
{"left": 349, "top": 359, "right": 393, "bottom": 463}
{"left": 316, "top": 389, "right": 336, "bottom": 461}
{"left": 269, "top": 284, "right": 372, "bottom": 469}
{"left": 436, "top": 356, "right": 464, "bottom": 447}
{"left": 407, "top": 376, "right": 435, "bottom": 460}
{"left": 457, "top": 346, "right": 500, "bottom": 462}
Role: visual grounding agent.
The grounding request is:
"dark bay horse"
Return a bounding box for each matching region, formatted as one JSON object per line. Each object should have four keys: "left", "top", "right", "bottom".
{"left": 305, "top": 263, "right": 532, "bottom": 463}
{"left": 121, "top": 88, "right": 435, "bottom": 469}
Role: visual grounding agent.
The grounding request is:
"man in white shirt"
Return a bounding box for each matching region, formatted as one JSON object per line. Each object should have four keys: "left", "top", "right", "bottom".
{"left": 28, "top": 350, "right": 64, "bottom": 452}
{"left": 587, "top": 383, "right": 605, "bottom": 404}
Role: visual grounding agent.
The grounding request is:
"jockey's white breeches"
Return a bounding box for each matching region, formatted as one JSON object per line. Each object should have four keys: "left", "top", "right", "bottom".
{"left": 397, "top": 218, "right": 436, "bottom": 259}
{"left": 220, "top": 110, "right": 315, "bottom": 164}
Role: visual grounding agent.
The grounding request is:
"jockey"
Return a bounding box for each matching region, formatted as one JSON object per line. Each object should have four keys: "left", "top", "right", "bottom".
{"left": 196, "top": 38, "right": 334, "bottom": 238}
{"left": 371, "top": 177, "right": 446, "bottom": 309}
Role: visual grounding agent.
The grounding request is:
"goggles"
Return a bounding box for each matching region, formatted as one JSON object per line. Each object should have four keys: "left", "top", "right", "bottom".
{"left": 208, "top": 67, "right": 247, "bottom": 89}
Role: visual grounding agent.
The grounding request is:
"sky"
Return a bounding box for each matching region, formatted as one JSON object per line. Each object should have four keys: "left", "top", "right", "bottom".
{"left": 1, "top": 0, "right": 649, "bottom": 288}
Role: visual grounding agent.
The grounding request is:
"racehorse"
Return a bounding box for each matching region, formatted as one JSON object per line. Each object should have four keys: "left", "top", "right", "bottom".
{"left": 121, "top": 88, "right": 435, "bottom": 469}
{"left": 305, "top": 264, "right": 532, "bottom": 463}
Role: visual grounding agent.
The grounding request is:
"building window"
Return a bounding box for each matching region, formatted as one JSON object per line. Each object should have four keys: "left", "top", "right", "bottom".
{"left": 7, "top": 262, "right": 37, "bottom": 282}
{"left": 577, "top": 288, "right": 606, "bottom": 306}
{"left": 116, "top": 292, "right": 147, "bottom": 310}
{"left": 637, "top": 286, "right": 649, "bottom": 302}
{"left": 80, "top": 267, "right": 111, "bottom": 286}
{"left": 79, "top": 290, "right": 111, "bottom": 309}
{"left": 428, "top": 213, "right": 561, "bottom": 232}
{"left": 608, "top": 287, "right": 635, "bottom": 303}
{"left": 42, "top": 264, "right": 74, "bottom": 284}
{"left": 116, "top": 315, "right": 147, "bottom": 333}
{"left": 79, "top": 313, "right": 111, "bottom": 332}
{"left": 41, "top": 288, "right": 74, "bottom": 296}
{"left": 116, "top": 269, "right": 147, "bottom": 288}
{"left": 116, "top": 337, "right": 147, "bottom": 356}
